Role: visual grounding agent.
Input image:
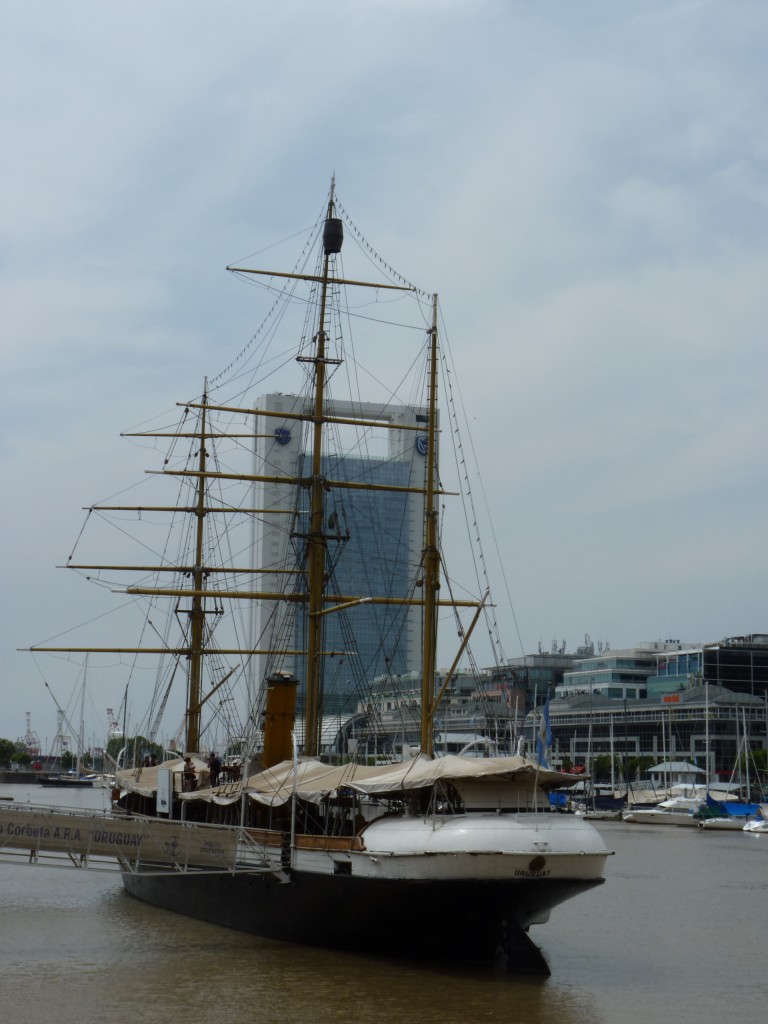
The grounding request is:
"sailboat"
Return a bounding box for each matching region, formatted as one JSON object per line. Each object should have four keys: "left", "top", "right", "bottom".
{"left": 38, "top": 660, "right": 95, "bottom": 788}
{"left": 30, "top": 183, "right": 610, "bottom": 973}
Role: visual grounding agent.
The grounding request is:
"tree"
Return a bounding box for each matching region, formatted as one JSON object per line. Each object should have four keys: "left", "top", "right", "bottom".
{"left": 747, "top": 749, "right": 767, "bottom": 773}
{"left": 625, "top": 755, "right": 654, "bottom": 781}
{"left": 592, "top": 755, "right": 624, "bottom": 781}
{"left": 106, "top": 736, "right": 124, "bottom": 762}
{"left": 107, "top": 735, "right": 163, "bottom": 767}
{"left": 0, "top": 738, "right": 16, "bottom": 768}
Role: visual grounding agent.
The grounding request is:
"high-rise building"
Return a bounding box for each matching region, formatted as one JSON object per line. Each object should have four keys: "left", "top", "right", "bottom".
{"left": 252, "top": 394, "right": 431, "bottom": 706}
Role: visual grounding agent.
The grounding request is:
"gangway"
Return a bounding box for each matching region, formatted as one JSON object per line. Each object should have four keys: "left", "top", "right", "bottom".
{"left": 0, "top": 802, "right": 285, "bottom": 879}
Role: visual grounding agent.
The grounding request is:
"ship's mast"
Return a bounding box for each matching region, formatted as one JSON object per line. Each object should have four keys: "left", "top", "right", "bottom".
{"left": 26, "top": 188, "right": 470, "bottom": 767}
{"left": 185, "top": 387, "right": 209, "bottom": 753}
{"left": 420, "top": 295, "right": 440, "bottom": 757}
{"left": 303, "top": 186, "right": 339, "bottom": 757}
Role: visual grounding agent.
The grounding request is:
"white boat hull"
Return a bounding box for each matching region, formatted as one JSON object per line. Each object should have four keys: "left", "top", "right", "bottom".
{"left": 699, "top": 817, "right": 755, "bottom": 831}
{"left": 622, "top": 809, "right": 700, "bottom": 826}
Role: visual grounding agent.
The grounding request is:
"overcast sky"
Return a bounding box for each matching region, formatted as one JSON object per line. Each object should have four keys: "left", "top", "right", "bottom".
{"left": 2, "top": 1, "right": 767, "bottom": 749}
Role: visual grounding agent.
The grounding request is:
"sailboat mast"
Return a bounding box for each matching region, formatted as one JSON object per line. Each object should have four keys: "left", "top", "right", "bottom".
{"left": 420, "top": 294, "right": 440, "bottom": 757}
{"left": 185, "top": 388, "right": 209, "bottom": 753}
{"left": 78, "top": 656, "right": 87, "bottom": 777}
{"left": 304, "top": 186, "right": 339, "bottom": 758}
{"left": 704, "top": 678, "right": 710, "bottom": 789}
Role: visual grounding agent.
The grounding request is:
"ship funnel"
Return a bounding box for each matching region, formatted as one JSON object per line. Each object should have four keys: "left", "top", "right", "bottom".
{"left": 323, "top": 217, "right": 344, "bottom": 255}
{"left": 262, "top": 672, "right": 299, "bottom": 768}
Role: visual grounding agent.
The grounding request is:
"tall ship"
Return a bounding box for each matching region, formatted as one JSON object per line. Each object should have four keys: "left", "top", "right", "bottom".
{"left": 29, "top": 183, "right": 610, "bottom": 973}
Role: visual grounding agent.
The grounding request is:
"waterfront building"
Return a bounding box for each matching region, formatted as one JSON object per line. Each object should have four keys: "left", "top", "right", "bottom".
{"left": 323, "top": 642, "right": 768, "bottom": 785}
{"left": 325, "top": 638, "right": 643, "bottom": 758}
{"left": 335, "top": 667, "right": 523, "bottom": 759}
{"left": 648, "top": 634, "right": 768, "bottom": 699}
{"left": 543, "top": 685, "right": 767, "bottom": 785}
{"left": 557, "top": 641, "right": 695, "bottom": 701}
{"left": 506, "top": 645, "right": 582, "bottom": 709}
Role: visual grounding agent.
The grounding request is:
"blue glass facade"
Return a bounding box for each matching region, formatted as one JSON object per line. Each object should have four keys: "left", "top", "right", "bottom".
{"left": 647, "top": 640, "right": 768, "bottom": 698}
{"left": 293, "top": 452, "right": 419, "bottom": 705}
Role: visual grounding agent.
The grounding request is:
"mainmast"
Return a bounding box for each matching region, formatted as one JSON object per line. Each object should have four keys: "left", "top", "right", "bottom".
{"left": 303, "top": 184, "right": 342, "bottom": 757}
{"left": 185, "top": 387, "right": 209, "bottom": 753}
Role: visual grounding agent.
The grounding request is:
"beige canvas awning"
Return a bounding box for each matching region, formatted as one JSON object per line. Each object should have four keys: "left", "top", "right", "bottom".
{"left": 242, "top": 754, "right": 575, "bottom": 806}
{"left": 345, "top": 754, "right": 574, "bottom": 795}
{"left": 117, "top": 754, "right": 578, "bottom": 807}
{"left": 243, "top": 759, "right": 384, "bottom": 807}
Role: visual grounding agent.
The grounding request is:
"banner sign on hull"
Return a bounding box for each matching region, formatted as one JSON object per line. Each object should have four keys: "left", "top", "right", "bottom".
{"left": 0, "top": 809, "right": 238, "bottom": 869}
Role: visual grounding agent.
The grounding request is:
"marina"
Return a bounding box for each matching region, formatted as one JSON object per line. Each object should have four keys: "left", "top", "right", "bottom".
{"left": 0, "top": 783, "right": 764, "bottom": 1024}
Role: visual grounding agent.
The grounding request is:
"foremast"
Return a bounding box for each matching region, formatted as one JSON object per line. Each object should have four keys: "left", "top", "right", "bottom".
{"left": 185, "top": 387, "right": 209, "bottom": 754}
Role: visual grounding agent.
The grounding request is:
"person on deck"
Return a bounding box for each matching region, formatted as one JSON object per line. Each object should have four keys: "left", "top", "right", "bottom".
{"left": 183, "top": 756, "right": 197, "bottom": 791}
{"left": 208, "top": 752, "right": 222, "bottom": 788}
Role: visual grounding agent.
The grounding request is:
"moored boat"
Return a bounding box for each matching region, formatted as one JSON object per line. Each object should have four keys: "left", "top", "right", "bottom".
{"left": 37, "top": 773, "right": 95, "bottom": 788}
{"left": 623, "top": 794, "right": 704, "bottom": 826}
{"left": 697, "top": 801, "right": 764, "bottom": 830}
{"left": 30, "top": 182, "right": 611, "bottom": 973}
{"left": 742, "top": 806, "right": 768, "bottom": 833}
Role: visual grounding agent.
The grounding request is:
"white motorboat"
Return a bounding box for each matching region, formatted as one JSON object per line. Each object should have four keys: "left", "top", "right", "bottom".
{"left": 623, "top": 795, "right": 703, "bottom": 827}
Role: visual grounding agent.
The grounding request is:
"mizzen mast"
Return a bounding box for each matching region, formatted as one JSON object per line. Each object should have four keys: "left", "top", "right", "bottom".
{"left": 420, "top": 295, "right": 440, "bottom": 758}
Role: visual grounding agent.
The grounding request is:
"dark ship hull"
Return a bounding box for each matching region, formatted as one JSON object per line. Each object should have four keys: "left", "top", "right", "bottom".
{"left": 121, "top": 865, "right": 603, "bottom": 974}
{"left": 38, "top": 775, "right": 94, "bottom": 788}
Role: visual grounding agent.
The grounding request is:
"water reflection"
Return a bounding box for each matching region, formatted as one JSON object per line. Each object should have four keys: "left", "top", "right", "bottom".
{"left": 0, "top": 853, "right": 603, "bottom": 1024}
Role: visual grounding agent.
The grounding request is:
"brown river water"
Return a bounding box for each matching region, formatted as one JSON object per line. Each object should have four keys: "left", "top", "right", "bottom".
{"left": 0, "top": 783, "right": 764, "bottom": 1024}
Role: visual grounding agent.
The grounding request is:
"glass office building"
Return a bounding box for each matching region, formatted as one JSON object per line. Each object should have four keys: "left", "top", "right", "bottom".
{"left": 650, "top": 635, "right": 768, "bottom": 698}
{"left": 557, "top": 642, "right": 687, "bottom": 700}
{"left": 252, "top": 394, "right": 429, "bottom": 712}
